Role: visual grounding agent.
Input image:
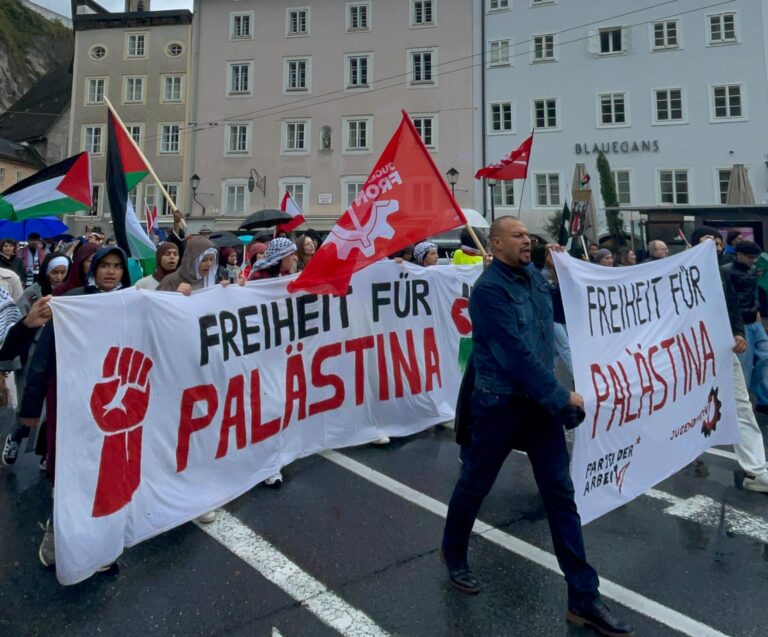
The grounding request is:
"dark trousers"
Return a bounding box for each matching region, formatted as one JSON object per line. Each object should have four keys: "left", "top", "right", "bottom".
{"left": 442, "top": 388, "right": 599, "bottom": 607}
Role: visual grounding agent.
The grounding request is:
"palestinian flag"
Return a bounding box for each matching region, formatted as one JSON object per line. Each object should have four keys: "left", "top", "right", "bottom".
{"left": 0, "top": 152, "right": 92, "bottom": 220}
{"left": 106, "top": 109, "right": 155, "bottom": 265}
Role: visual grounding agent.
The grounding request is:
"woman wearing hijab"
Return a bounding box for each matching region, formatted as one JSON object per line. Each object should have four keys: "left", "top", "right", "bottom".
{"left": 249, "top": 237, "right": 298, "bottom": 281}
{"left": 53, "top": 242, "right": 99, "bottom": 296}
{"left": 19, "top": 247, "right": 131, "bottom": 570}
{"left": 157, "top": 235, "right": 219, "bottom": 294}
{"left": 135, "top": 243, "right": 180, "bottom": 290}
{"left": 241, "top": 241, "right": 267, "bottom": 280}
{"left": 17, "top": 253, "right": 70, "bottom": 315}
{"left": 414, "top": 241, "right": 439, "bottom": 267}
{"left": 217, "top": 247, "right": 241, "bottom": 283}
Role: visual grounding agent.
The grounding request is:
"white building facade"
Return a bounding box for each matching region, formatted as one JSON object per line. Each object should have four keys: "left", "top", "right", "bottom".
{"left": 478, "top": 0, "right": 768, "bottom": 238}
{"left": 190, "top": 0, "right": 476, "bottom": 231}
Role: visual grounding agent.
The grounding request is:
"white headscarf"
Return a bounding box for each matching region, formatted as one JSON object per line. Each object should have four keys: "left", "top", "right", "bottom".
{"left": 195, "top": 247, "right": 218, "bottom": 288}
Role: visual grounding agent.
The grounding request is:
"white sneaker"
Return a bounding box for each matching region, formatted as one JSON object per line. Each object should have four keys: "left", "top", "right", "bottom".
{"left": 371, "top": 437, "right": 390, "bottom": 445}
{"left": 264, "top": 471, "right": 283, "bottom": 488}
{"left": 196, "top": 510, "right": 217, "bottom": 524}
{"left": 743, "top": 472, "right": 768, "bottom": 493}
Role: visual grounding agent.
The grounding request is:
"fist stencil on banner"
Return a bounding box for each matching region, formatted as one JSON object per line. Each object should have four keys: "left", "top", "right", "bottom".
{"left": 89, "top": 346, "right": 153, "bottom": 517}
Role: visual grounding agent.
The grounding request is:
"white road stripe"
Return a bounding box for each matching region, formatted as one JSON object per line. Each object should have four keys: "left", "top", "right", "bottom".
{"left": 196, "top": 511, "right": 389, "bottom": 637}
{"left": 323, "top": 451, "right": 733, "bottom": 637}
{"left": 704, "top": 447, "right": 738, "bottom": 461}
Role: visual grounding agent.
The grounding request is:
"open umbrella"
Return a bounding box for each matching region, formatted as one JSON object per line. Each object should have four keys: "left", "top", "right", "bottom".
{"left": 0, "top": 215, "right": 68, "bottom": 241}
{"left": 239, "top": 209, "right": 292, "bottom": 231}
{"left": 458, "top": 208, "right": 490, "bottom": 229}
{"left": 726, "top": 164, "right": 756, "bottom": 205}
{"left": 208, "top": 231, "right": 242, "bottom": 248}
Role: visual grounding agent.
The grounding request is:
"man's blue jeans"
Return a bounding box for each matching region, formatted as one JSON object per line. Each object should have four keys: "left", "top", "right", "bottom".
{"left": 442, "top": 389, "right": 599, "bottom": 607}
{"left": 738, "top": 322, "right": 768, "bottom": 406}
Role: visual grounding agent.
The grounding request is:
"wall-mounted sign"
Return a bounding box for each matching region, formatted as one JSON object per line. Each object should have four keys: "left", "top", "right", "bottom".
{"left": 575, "top": 140, "right": 660, "bottom": 155}
{"left": 318, "top": 193, "right": 333, "bottom": 204}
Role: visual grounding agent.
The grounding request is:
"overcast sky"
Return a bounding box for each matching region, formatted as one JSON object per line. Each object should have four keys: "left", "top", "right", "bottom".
{"left": 34, "top": 0, "right": 193, "bottom": 18}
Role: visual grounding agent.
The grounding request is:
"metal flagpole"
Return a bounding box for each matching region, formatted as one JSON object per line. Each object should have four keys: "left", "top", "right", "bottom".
{"left": 517, "top": 129, "right": 534, "bottom": 219}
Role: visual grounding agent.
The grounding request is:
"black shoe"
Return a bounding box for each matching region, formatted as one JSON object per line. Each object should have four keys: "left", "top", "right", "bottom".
{"left": 440, "top": 550, "right": 481, "bottom": 595}
{"left": 567, "top": 599, "right": 635, "bottom": 636}
{"left": 755, "top": 404, "right": 768, "bottom": 416}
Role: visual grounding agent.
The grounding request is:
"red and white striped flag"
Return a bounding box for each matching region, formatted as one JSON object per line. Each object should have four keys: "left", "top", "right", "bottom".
{"left": 145, "top": 200, "right": 157, "bottom": 238}
{"left": 275, "top": 191, "right": 306, "bottom": 236}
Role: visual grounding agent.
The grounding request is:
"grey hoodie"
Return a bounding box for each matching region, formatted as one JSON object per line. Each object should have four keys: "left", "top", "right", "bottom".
{"left": 157, "top": 235, "right": 217, "bottom": 292}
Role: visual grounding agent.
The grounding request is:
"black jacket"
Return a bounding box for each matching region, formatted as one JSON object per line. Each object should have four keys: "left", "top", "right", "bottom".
{"left": 721, "top": 261, "right": 759, "bottom": 324}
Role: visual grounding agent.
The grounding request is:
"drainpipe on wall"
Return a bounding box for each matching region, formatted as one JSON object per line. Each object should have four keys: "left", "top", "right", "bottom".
{"left": 480, "top": 0, "right": 487, "bottom": 218}
{"left": 187, "top": 0, "right": 202, "bottom": 221}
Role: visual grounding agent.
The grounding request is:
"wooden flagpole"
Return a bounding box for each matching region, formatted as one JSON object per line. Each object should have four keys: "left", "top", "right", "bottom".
{"left": 104, "top": 97, "right": 186, "bottom": 228}
{"left": 517, "top": 129, "right": 534, "bottom": 219}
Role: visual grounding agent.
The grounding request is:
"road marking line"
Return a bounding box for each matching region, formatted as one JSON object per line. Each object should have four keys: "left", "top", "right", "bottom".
{"left": 704, "top": 447, "right": 738, "bottom": 461}
{"left": 196, "top": 511, "right": 389, "bottom": 637}
{"left": 323, "top": 450, "right": 732, "bottom": 637}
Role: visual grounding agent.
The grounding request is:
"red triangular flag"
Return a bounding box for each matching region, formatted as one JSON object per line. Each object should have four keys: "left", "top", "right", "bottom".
{"left": 475, "top": 134, "right": 533, "bottom": 181}
{"left": 275, "top": 191, "right": 306, "bottom": 236}
{"left": 288, "top": 111, "right": 467, "bottom": 295}
{"left": 56, "top": 151, "right": 93, "bottom": 206}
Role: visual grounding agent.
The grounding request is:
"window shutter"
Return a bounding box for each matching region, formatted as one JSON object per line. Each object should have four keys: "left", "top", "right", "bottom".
{"left": 587, "top": 29, "right": 599, "bottom": 55}
{"left": 622, "top": 27, "right": 632, "bottom": 52}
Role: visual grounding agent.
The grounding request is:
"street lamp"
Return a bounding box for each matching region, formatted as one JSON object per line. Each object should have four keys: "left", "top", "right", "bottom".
{"left": 190, "top": 173, "right": 206, "bottom": 216}
{"left": 488, "top": 178, "right": 497, "bottom": 222}
{"left": 446, "top": 167, "right": 459, "bottom": 196}
{"left": 248, "top": 169, "right": 266, "bottom": 197}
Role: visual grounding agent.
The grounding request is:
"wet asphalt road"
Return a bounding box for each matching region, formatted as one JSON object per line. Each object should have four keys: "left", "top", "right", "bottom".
{"left": 1, "top": 407, "right": 768, "bottom": 637}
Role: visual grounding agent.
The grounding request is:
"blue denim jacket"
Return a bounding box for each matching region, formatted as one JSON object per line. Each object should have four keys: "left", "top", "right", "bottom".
{"left": 469, "top": 258, "right": 570, "bottom": 415}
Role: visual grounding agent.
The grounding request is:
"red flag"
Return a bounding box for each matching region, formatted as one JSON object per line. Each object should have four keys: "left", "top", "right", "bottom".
{"left": 474, "top": 134, "right": 533, "bottom": 181}
{"left": 288, "top": 111, "right": 467, "bottom": 295}
{"left": 145, "top": 200, "right": 157, "bottom": 238}
{"left": 275, "top": 191, "right": 306, "bottom": 236}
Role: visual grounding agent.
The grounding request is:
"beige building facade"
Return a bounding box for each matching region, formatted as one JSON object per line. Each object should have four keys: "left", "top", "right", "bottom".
{"left": 68, "top": 3, "right": 193, "bottom": 236}
{"left": 190, "top": 0, "right": 476, "bottom": 231}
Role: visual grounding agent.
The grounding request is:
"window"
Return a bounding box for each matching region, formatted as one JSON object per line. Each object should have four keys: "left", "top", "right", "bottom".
{"left": 535, "top": 173, "right": 560, "bottom": 206}
{"left": 489, "top": 40, "right": 510, "bottom": 66}
{"left": 654, "top": 88, "right": 683, "bottom": 122}
{"left": 659, "top": 170, "right": 689, "bottom": 204}
{"left": 411, "top": 0, "right": 434, "bottom": 26}
{"left": 125, "top": 124, "right": 143, "bottom": 147}
{"left": 230, "top": 12, "right": 253, "bottom": 39}
{"left": 286, "top": 58, "right": 309, "bottom": 91}
{"left": 598, "top": 92, "right": 627, "bottom": 126}
{"left": 490, "top": 101, "right": 513, "bottom": 132}
{"left": 126, "top": 33, "right": 147, "bottom": 58}
{"left": 86, "top": 78, "right": 105, "bottom": 105}
{"left": 159, "top": 124, "right": 181, "bottom": 154}
{"left": 166, "top": 42, "right": 184, "bottom": 57}
{"left": 0, "top": 168, "right": 4, "bottom": 183}
{"left": 344, "top": 117, "right": 371, "bottom": 151}
{"left": 531, "top": 0, "right": 555, "bottom": 4}
{"left": 412, "top": 114, "right": 437, "bottom": 149}
{"left": 492, "top": 181, "right": 515, "bottom": 207}
{"left": 15, "top": 170, "right": 22, "bottom": 183}
{"left": 533, "top": 98, "right": 557, "bottom": 129}
{"left": 348, "top": 3, "right": 369, "bottom": 31}
{"left": 89, "top": 184, "right": 102, "bottom": 216}
{"left": 718, "top": 169, "right": 732, "bottom": 204}
{"left": 611, "top": 170, "right": 631, "bottom": 205}
{"left": 226, "top": 123, "right": 250, "bottom": 154}
{"left": 653, "top": 20, "right": 678, "bottom": 49}
{"left": 599, "top": 27, "right": 623, "bottom": 54}
{"left": 228, "top": 62, "right": 252, "bottom": 95}
{"left": 162, "top": 75, "right": 183, "bottom": 102}
{"left": 712, "top": 84, "right": 743, "bottom": 120}
{"left": 287, "top": 7, "right": 309, "bottom": 36}
{"left": 346, "top": 54, "right": 370, "bottom": 88}
{"left": 488, "top": 0, "right": 509, "bottom": 10}
{"left": 90, "top": 45, "right": 107, "bottom": 60}
{"left": 123, "top": 76, "right": 144, "bottom": 104}
{"left": 83, "top": 125, "right": 104, "bottom": 155}
{"left": 410, "top": 49, "right": 435, "bottom": 84}
{"left": 161, "top": 184, "right": 179, "bottom": 216}
{"left": 281, "top": 180, "right": 308, "bottom": 211}
{"left": 127, "top": 186, "right": 139, "bottom": 213}
{"left": 342, "top": 177, "right": 366, "bottom": 208}
{"left": 223, "top": 182, "right": 248, "bottom": 214}
{"left": 532, "top": 34, "right": 555, "bottom": 61}
{"left": 283, "top": 120, "right": 309, "bottom": 153}
{"left": 708, "top": 13, "right": 736, "bottom": 44}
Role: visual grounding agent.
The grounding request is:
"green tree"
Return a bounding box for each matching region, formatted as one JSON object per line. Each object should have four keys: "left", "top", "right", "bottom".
{"left": 545, "top": 209, "right": 563, "bottom": 240}
{"left": 596, "top": 151, "right": 625, "bottom": 246}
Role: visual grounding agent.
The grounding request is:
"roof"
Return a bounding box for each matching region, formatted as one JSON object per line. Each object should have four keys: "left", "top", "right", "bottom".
{"left": 0, "top": 138, "right": 46, "bottom": 169}
{"left": 0, "top": 64, "right": 72, "bottom": 144}
{"left": 74, "top": 9, "right": 193, "bottom": 30}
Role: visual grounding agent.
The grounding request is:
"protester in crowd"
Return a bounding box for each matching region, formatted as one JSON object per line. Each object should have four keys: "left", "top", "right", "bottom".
{"left": 157, "top": 235, "right": 219, "bottom": 294}
{"left": 616, "top": 247, "right": 636, "bottom": 266}
{"left": 242, "top": 241, "right": 267, "bottom": 280}
{"left": 106, "top": 237, "right": 117, "bottom": 247}
{"left": 305, "top": 229, "right": 322, "bottom": 251}
{"left": 533, "top": 245, "right": 572, "bottom": 377}
{"left": 452, "top": 229, "right": 485, "bottom": 265}
{"left": 17, "top": 233, "right": 48, "bottom": 288}
{"left": 87, "top": 233, "right": 105, "bottom": 247}
{"left": 722, "top": 230, "right": 742, "bottom": 264}
{"left": 19, "top": 247, "right": 131, "bottom": 569}
{"left": 389, "top": 245, "right": 414, "bottom": 263}
{"left": 442, "top": 216, "right": 634, "bottom": 636}
{"left": 414, "top": 241, "right": 438, "bottom": 267}
{"left": 642, "top": 240, "right": 669, "bottom": 262}
{"left": 135, "top": 243, "right": 179, "bottom": 290}
{"left": 714, "top": 234, "right": 725, "bottom": 263}
{"left": 587, "top": 243, "right": 599, "bottom": 263}
{"left": 216, "top": 247, "right": 241, "bottom": 283}
{"left": 594, "top": 248, "right": 614, "bottom": 267}
{"left": 53, "top": 243, "right": 99, "bottom": 296}
{"left": 296, "top": 234, "right": 316, "bottom": 271}
{"left": 691, "top": 227, "right": 768, "bottom": 492}
{"left": 0, "top": 290, "right": 52, "bottom": 364}
{"left": 0, "top": 263, "right": 23, "bottom": 301}
{"left": 0, "top": 239, "right": 25, "bottom": 280}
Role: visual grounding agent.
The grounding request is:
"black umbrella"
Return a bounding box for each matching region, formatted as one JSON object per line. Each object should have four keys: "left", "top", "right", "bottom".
{"left": 208, "top": 231, "right": 242, "bottom": 248}
{"left": 239, "top": 209, "right": 292, "bottom": 231}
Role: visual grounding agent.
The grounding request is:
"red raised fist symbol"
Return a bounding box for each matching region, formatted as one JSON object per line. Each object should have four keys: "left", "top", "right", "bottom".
{"left": 451, "top": 297, "right": 472, "bottom": 336}
{"left": 90, "top": 347, "right": 153, "bottom": 517}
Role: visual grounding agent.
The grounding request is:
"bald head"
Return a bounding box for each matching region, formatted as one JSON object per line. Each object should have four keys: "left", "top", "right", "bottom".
{"left": 489, "top": 216, "right": 531, "bottom": 267}
{"left": 648, "top": 240, "right": 669, "bottom": 259}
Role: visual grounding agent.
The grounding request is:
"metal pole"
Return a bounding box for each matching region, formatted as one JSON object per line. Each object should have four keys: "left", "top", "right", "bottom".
{"left": 490, "top": 184, "right": 496, "bottom": 221}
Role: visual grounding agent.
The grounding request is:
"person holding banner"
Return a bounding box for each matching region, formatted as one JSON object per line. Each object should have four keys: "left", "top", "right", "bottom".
{"left": 157, "top": 236, "right": 218, "bottom": 294}
{"left": 135, "top": 243, "right": 179, "bottom": 291}
{"left": 441, "top": 216, "right": 634, "bottom": 636}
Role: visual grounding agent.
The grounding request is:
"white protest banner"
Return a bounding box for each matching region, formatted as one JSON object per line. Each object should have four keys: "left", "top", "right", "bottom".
{"left": 50, "top": 261, "right": 480, "bottom": 585}
{"left": 554, "top": 242, "right": 739, "bottom": 524}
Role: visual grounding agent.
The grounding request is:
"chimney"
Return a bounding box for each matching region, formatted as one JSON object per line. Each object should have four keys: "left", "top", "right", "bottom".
{"left": 125, "top": 0, "right": 151, "bottom": 11}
